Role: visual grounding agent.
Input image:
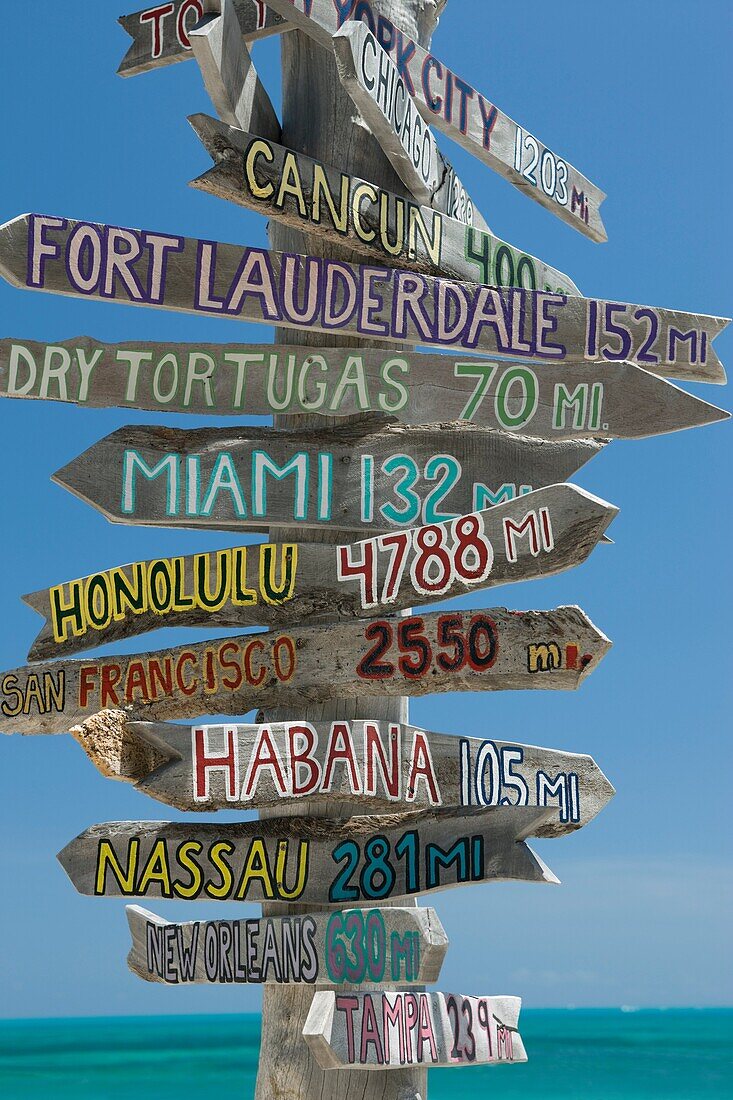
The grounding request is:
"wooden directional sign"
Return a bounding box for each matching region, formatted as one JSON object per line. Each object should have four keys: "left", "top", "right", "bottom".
{"left": 0, "top": 215, "right": 725, "bottom": 381}
{"left": 118, "top": 0, "right": 288, "bottom": 78}
{"left": 304, "top": 990, "right": 526, "bottom": 1070}
{"left": 189, "top": 0, "right": 280, "bottom": 140}
{"left": 265, "top": 0, "right": 607, "bottom": 242}
{"left": 2, "top": 334, "right": 727, "bottom": 437}
{"left": 25, "top": 484, "right": 616, "bottom": 660}
{"left": 333, "top": 23, "right": 484, "bottom": 228}
{"left": 0, "top": 604, "right": 611, "bottom": 735}
{"left": 70, "top": 710, "right": 615, "bottom": 831}
{"left": 189, "top": 113, "right": 580, "bottom": 294}
{"left": 52, "top": 421, "right": 603, "bottom": 536}
{"left": 126, "top": 903, "right": 448, "bottom": 986}
{"left": 57, "top": 804, "right": 559, "bottom": 905}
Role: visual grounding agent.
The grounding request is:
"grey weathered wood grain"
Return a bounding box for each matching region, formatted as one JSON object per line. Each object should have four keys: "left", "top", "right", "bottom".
{"left": 3, "top": 334, "right": 728, "bottom": 436}
{"left": 70, "top": 709, "right": 615, "bottom": 831}
{"left": 304, "top": 990, "right": 526, "bottom": 1069}
{"left": 51, "top": 420, "right": 604, "bottom": 535}
{"left": 189, "top": 113, "right": 579, "bottom": 294}
{"left": 265, "top": 0, "right": 607, "bottom": 242}
{"left": 56, "top": 804, "right": 560, "bottom": 904}
{"left": 126, "top": 903, "right": 448, "bottom": 985}
{"left": 25, "top": 483, "right": 616, "bottom": 660}
{"left": 118, "top": 0, "right": 288, "bottom": 77}
{"left": 333, "top": 22, "right": 485, "bottom": 229}
{"left": 0, "top": 604, "right": 611, "bottom": 736}
{"left": 0, "top": 213, "right": 725, "bottom": 381}
{"left": 189, "top": 0, "right": 281, "bottom": 140}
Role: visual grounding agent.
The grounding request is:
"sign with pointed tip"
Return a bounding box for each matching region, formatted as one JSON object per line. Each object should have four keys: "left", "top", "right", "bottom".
{"left": 126, "top": 903, "right": 448, "bottom": 986}
{"left": 189, "top": 0, "right": 280, "bottom": 141}
{"left": 303, "top": 990, "right": 526, "bottom": 1070}
{"left": 57, "top": 805, "right": 559, "bottom": 905}
{"left": 70, "top": 710, "right": 615, "bottom": 831}
{"left": 188, "top": 113, "right": 579, "bottom": 295}
{"left": 265, "top": 0, "right": 607, "bottom": 242}
{"left": 0, "top": 604, "right": 611, "bottom": 736}
{"left": 24, "top": 484, "right": 617, "bottom": 660}
{"left": 333, "top": 22, "right": 484, "bottom": 228}
{"left": 117, "top": 0, "right": 288, "bottom": 78}
{"left": 0, "top": 214, "right": 725, "bottom": 381}
{"left": 2, "top": 334, "right": 728, "bottom": 436}
{"left": 51, "top": 420, "right": 603, "bottom": 536}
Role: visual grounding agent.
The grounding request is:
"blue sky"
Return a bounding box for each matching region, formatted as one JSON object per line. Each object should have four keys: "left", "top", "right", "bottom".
{"left": 0, "top": 0, "right": 731, "bottom": 1016}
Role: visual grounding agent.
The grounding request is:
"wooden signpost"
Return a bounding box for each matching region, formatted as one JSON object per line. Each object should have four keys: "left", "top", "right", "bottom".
{"left": 2, "top": 333, "right": 727, "bottom": 437}
{"left": 51, "top": 421, "right": 604, "bottom": 535}
{"left": 118, "top": 0, "right": 289, "bottom": 78}
{"left": 0, "top": 213, "right": 726, "bottom": 381}
{"left": 70, "top": 709, "right": 615, "bottom": 828}
{"left": 56, "top": 804, "right": 560, "bottom": 904}
{"left": 332, "top": 22, "right": 484, "bottom": 228}
{"left": 0, "top": 604, "right": 611, "bottom": 736}
{"left": 264, "top": 0, "right": 608, "bottom": 242}
{"left": 126, "top": 903, "right": 448, "bottom": 986}
{"left": 304, "top": 990, "right": 526, "bottom": 1069}
{"left": 188, "top": 0, "right": 281, "bottom": 140}
{"left": 24, "top": 484, "right": 616, "bottom": 660}
{"left": 189, "top": 113, "right": 580, "bottom": 294}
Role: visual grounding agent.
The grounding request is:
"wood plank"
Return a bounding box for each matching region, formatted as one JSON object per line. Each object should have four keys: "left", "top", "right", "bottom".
{"left": 56, "top": 804, "right": 560, "bottom": 904}
{"left": 189, "top": 113, "right": 579, "bottom": 294}
{"left": 189, "top": 1, "right": 281, "bottom": 140}
{"left": 265, "top": 0, "right": 607, "bottom": 242}
{"left": 303, "top": 990, "right": 526, "bottom": 1069}
{"left": 0, "top": 214, "right": 725, "bottom": 381}
{"left": 126, "top": 903, "right": 448, "bottom": 985}
{"left": 333, "top": 22, "right": 484, "bottom": 228}
{"left": 25, "top": 483, "right": 616, "bottom": 660}
{"left": 118, "top": 0, "right": 288, "bottom": 78}
{"left": 51, "top": 421, "right": 603, "bottom": 536}
{"left": 70, "top": 710, "right": 615, "bottom": 831}
{"left": 2, "top": 334, "right": 728, "bottom": 437}
{"left": 0, "top": 604, "right": 611, "bottom": 735}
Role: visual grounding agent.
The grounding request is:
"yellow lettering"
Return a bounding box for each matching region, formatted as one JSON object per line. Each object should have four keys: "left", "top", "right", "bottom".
{"left": 245, "top": 139, "right": 275, "bottom": 199}
{"left": 96, "top": 839, "right": 139, "bottom": 895}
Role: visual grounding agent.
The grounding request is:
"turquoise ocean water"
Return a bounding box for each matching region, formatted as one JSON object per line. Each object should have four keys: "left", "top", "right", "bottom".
{"left": 0, "top": 1010, "right": 731, "bottom": 1098}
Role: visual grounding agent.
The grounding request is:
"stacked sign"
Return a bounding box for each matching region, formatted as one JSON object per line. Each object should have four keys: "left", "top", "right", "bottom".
{"left": 0, "top": 0, "right": 728, "bottom": 1096}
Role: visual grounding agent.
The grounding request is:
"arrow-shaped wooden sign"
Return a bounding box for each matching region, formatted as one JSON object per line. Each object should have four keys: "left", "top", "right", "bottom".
{"left": 0, "top": 604, "right": 611, "bottom": 735}
{"left": 51, "top": 421, "right": 603, "bottom": 536}
{"left": 0, "top": 214, "right": 725, "bottom": 381}
{"left": 118, "top": 0, "right": 288, "bottom": 78}
{"left": 2, "top": 334, "right": 727, "bottom": 436}
{"left": 304, "top": 990, "right": 526, "bottom": 1069}
{"left": 265, "top": 0, "right": 607, "bottom": 242}
{"left": 25, "top": 484, "right": 616, "bottom": 660}
{"left": 70, "top": 710, "right": 615, "bottom": 831}
{"left": 189, "top": 0, "right": 281, "bottom": 141}
{"left": 126, "top": 903, "right": 448, "bottom": 985}
{"left": 333, "top": 22, "right": 485, "bottom": 228}
{"left": 57, "top": 805, "right": 559, "bottom": 905}
{"left": 189, "top": 113, "right": 579, "bottom": 294}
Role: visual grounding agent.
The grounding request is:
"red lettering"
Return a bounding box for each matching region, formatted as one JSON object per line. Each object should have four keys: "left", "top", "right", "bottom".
{"left": 148, "top": 658, "right": 173, "bottom": 699}
{"left": 406, "top": 732, "right": 440, "bottom": 804}
{"left": 78, "top": 665, "right": 99, "bottom": 709}
{"left": 100, "top": 664, "right": 122, "bottom": 707}
{"left": 176, "top": 0, "right": 203, "bottom": 48}
{"left": 360, "top": 994, "right": 385, "bottom": 1065}
{"left": 243, "top": 639, "right": 266, "bottom": 687}
{"left": 194, "top": 726, "right": 238, "bottom": 801}
{"left": 243, "top": 726, "right": 286, "bottom": 799}
{"left": 335, "top": 995, "right": 360, "bottom": 1064}
{"left": 364, "top": 722, "right": 400, "bottom": 799}
{"left": 322, "top": 722, "right": 361, "bottom": 794}
{"left": 125, "top": 660, "right": 150, "bottom": 703}
{"left": 218, "top": 641, "right": 243, "bottom": 691}
{"left": 289, "top": 724, "right": 321, "bottom": 796}
{"left": 176, "top": 652, "right": 198, "bottom": 696}
{"left": 273, "top": 636, "right": 296, "bottom": 682}
{"left": 139, "top": 3, "right": 174, "bottom": 59}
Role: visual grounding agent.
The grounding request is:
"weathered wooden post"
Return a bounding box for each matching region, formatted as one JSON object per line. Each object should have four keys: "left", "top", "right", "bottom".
{"left": 258, "top": 3, "right": 443, "bottom": 1097}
